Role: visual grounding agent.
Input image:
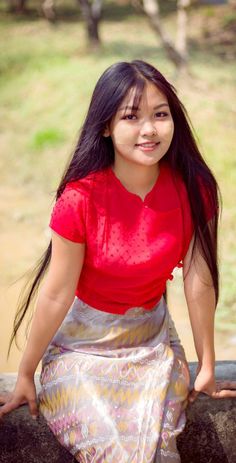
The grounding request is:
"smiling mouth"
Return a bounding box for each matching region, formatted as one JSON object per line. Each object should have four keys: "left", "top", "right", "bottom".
{"left": 135, "top": 142, "right": 160, "bottom": 148}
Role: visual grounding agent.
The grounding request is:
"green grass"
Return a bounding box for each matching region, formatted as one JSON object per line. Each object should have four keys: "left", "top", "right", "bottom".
{"left": 0, "top": 1, "right": 235, "bottom": 330}
{"left": 29, "top": 128, "right": 66, "bottom": 151}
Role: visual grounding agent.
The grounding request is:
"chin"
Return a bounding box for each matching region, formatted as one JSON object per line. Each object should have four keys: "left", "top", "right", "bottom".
{"left": 138, "top": 156, "right": 163, "bottom": 165}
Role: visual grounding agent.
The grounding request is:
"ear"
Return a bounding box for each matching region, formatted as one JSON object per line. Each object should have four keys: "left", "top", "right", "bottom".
{"left": 103, "top": 126, "right": 110, "bottom": 137}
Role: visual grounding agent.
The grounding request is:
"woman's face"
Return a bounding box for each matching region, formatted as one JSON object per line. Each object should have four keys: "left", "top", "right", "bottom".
{"left": 104, "top": 81, "right": 174, "bottom": 169}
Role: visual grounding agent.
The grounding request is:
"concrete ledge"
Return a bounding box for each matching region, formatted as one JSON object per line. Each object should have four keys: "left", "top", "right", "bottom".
{"left": 0, "top": 362, "right": 236, "bottom": 463}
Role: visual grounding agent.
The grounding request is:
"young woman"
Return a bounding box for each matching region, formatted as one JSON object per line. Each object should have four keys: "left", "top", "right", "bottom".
{"left": 1, "top": 60, "right": 235, "bottom": 462}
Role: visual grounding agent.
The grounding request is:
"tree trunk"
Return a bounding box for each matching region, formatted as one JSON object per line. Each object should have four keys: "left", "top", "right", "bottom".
{"left": 41, "top": 0, "right": 56, "bottom": 22}
{"left": 141, "top": 0, "right": 189, "bottom": 71}
{"left": 77, "top": 0, "right": 103, "bottom": 49}
{"left": 8, "top": 0, "right": 27, "bottom": 13}
{"left": 176, "top": 0, "right": 191, "bottom": 63}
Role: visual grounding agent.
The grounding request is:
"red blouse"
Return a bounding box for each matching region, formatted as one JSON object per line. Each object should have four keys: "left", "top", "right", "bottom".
{"left": 49, "top": 162, "right": 197, "bottom": 314}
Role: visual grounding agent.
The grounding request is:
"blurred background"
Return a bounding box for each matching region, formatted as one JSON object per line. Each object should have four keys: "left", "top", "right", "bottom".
{"left": 0, "top": 0, "right": 235, "bottom": 372}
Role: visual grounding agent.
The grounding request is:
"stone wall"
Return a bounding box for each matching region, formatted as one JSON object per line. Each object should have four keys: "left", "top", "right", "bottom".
{"left": 0, "top": 362, "right": 236, "bottom": 463}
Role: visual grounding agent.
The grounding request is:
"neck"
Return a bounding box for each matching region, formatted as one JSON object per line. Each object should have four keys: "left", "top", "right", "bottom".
{"left": 112, "top": 160, "right": 160, "bottom": 197}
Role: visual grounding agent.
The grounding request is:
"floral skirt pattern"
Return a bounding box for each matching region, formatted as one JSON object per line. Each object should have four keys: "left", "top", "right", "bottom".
{"left": 39, "top": 297, "right": 190, "bottom": 462}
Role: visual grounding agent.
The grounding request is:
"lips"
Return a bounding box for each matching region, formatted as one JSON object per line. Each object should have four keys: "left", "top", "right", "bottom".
{"left": 136, "top": 142, "right": 160, "bottom": 147}
{"left": 135, "top": 142, "right": 160, "bottom": 152}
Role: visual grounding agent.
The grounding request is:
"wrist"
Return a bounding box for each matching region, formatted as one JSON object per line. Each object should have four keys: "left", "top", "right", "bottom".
{"left": 18, "top": 364, "right": 36, "bottom": 379}
{"left": 197, "top": 361, "right": 215, "bottom": 373}
{"left": 197, "top": 348, "right": 215, "bottom": 369}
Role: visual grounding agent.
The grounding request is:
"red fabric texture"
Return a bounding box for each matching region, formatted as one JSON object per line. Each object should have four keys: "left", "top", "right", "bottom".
{"left": 49, "top": 161, "right": 212, "bottom": 314}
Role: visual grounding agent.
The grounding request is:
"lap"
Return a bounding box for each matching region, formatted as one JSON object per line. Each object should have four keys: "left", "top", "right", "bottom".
{"left": 39, "top": 297, "right": 189, "bottom": 462}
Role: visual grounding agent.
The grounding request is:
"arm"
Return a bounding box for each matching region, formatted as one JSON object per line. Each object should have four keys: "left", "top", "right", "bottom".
{"left": 0, "top": 231, "right": 85, "bottom": 418}
{"left": 183, "top": 235, "right": 215, "bottom": 372}
{"left": 183, "top": 235, "right": 236, "bottom": 401}
{"left": 19, "top": 231, "right": 85, "bottom": 376}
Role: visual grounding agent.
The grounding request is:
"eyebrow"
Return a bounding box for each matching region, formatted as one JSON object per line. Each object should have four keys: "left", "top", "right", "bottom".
{"left": 118, "top": 103, "right": 169, "bottom": 111}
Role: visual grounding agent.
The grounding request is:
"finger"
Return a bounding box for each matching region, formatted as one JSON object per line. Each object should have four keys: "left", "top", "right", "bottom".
{"left": 188, "top": 389, "right": 199, "bottom": 403}
{"left": 216, "top": 380, "right": 236, "bottom": 390}
{"left": 28, "top": 398, "right": 38, "bottom": 419}
{"left": 0, "top": 399, "right": 20, "bottom": 419}
{"left": 0, "top": 394, "right": 27, "bottom": 408}
{"left": 0, "top": 393, "right": 13, "bottom": 405}
{"left": 212, "top": 389, "right": 236, "bottom": 399}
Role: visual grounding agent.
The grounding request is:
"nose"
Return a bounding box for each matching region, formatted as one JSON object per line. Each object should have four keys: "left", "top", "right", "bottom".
{"left": 140, "top": 121, "right": 157, "bottom": 137}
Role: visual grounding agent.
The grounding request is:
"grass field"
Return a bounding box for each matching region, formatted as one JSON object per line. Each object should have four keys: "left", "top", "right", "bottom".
{"left": 0, "top": 0, "right": 235, "bottom": 346}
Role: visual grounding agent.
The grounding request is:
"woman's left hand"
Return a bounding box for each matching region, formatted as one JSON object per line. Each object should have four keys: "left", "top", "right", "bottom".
{"left": 188, "top": 366, "right": 236, "bottom": 402}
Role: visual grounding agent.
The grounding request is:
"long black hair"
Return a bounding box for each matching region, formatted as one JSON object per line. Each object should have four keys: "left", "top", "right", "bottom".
{"left": 9, "top": 59, "right": 220, "bottom": 351}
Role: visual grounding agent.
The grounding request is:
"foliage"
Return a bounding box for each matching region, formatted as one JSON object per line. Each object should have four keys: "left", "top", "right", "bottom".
{"left": 29, "top": 128, "right": 66, "bottom": 151}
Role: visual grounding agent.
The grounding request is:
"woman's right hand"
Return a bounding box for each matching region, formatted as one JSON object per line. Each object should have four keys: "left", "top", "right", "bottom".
{"left": 0, "top": 374, "right": 38, "bottom": 420}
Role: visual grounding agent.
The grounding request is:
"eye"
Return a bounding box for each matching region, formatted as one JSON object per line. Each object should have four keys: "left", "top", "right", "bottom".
{"left": 122, "top": 114, "right": 137, "bottom": 121}
{"left": 155, "top": 112, "right": 168, "bottom": 118}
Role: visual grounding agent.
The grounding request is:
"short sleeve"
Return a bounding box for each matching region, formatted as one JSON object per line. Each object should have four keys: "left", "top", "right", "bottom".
{"left": 49, "top": 183, "right": 86, "bottom": 243}
{"left": 178, "top": 175, "right": 218, "bottom": 260}
{"left": 177, "top": 179, "right": 194, "bottom": 260}
{"left": 198, "top": 177, "right": 218, "bottom": 222}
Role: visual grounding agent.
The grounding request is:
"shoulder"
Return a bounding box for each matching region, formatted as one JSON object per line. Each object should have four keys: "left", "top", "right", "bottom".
{"left": 161, "top": 161, "right": 189, "bottom": 202}
{"left": 161, "top": 160, "right": 184, "bottom": 185}
{"left": 55, "top": 170, "right": 105, "bottom": 210}
{"left": 164, "top": 162, "right": 218, "bottom": 221}
{"left": 49, "top": 172, "right": 107, "bottom": 243}
{"left": 64, "top": 169, "right": 108, "bottom": 197}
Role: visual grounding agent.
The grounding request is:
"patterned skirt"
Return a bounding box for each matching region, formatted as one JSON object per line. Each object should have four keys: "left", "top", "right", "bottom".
{"left": 39, "top": 297, "right": 190, "bottom": 462}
